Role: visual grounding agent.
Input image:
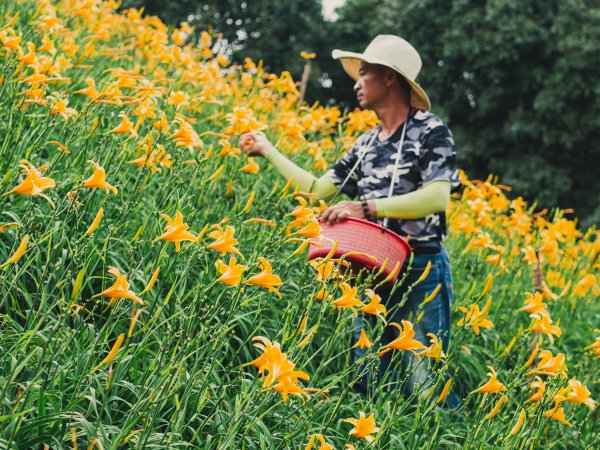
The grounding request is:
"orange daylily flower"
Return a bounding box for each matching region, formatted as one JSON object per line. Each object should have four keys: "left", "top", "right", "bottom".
{"left": 331, "top": 282, "right": 364, "bottom": 316}
{"left": 244, "top": 218, "right": 276, "bottom": 227}
{"left": 1, "top": 32, "right": 22, "bottom": 50}
{"left": 74, "top": 77, "right": 99, "bottom": 98}
{"left": 248, "top": 336, "right": 284, "bottom": 372}
{"left": 272, "top": 368, "right": 310, "bottom": 404}
{"left": 520, "top": 291, "right": 547, "bottom": 315}
{"left": 225, "top": 106, "right": 267, "bottom": 135}
{"left": 0, "top": 222, "right": 19, "bottom": 233}
{"left": 82, "top": 161, "right": 118, "bottom": 195}
{"left": 110, "top": 111, "right": 137, "bottom": 138}
{"left": 240, "top": 157, "right": 259, "bottom": 173}
{"left": 418, "top": 333, "right": 446, "bottom": 361}
{"left": 18, "top": 41, "right": 36, "bottom": 65}
{"left": 167, "top": 90, "right": 189, "bottom": 107}
{"left": 48, "top": 140, "right": 69, "bottom": 153}
{"left": 215, "top": 257, "right": 247, "bottom": 286}
{"left": 245, "top": 257, "right": 282, "bottom": 298}
{"left": 207, "top": 225, "right": 242, "bottom": 257}
{"left": 157, "top": 210, "right": 197, "bottom": 252}
{"left": 463, "top": 232, "right": 493, "bottom": 253}
{"left": 343, "top": 412, "right": 379, "bottom": 443}
{"left": 287, "top": 197, "right": 314, "bottom": 228}
{"left": 587, "top": 336, "right": 600, "bottom": 357}
{"left": 378, "top": 320, "right": 425, "bottom": 357}
{"left": 529, "top": 310, "right": 562, "bottom": 343}
{"left": 543, "top": 403, "right": 572, "bottom": 427}
{"left": 309, "top": 258, "right": 341, "bottom": 283}
{"left": 300, "top": 51, "right": 316, "bottom": 59}
{"left": 218, "top": 140, "right": 241, "bottom": 157}
{"left": 528, "top": 377, "right": 546, "bottom": 402}
{"left": 290, "top": 219, "right": 321, "bottom": 238}
{"left": 353, "top": 329, "right": 373, "bottom": 348}
{"left": 3, "top": 160, "right": 56, "bottom": 207}
{"left": 521, "top": 246, "right": 538, "bottom": 264}
{"left": 472, "top": 366, "right": 507, "bottom": 394}
{"left": 565, "top": 378, "right": 596, "bottom": 410}
{"left": 93, "top": 267, "right": 143, "bottom": 306}
{"left": 360, "top": 289, "right": 387, "bottom": 318}
{"left": 529, "top": 349, "right": 567, "bottom": 377}
{"left": 171, "top": 119, "right": 202, "bottom": 151}
{"left": 457, "top": 296, "right": 494, "bottom": 335}
{"left": 572, "top": 273, "right": 596, "bottom": 297}
{"left": 305, "top": 434, "right": 334, "bottom": 450}
{"left": 153, "top": 111, "right": 170, "bottom": 133}
{"left": 248, "top": 336, "right": 309, "bottom": 403}
{"left": 47, "top": 95, "right": 77, "bottom": 120}
{"left": 129, "top": 144, "right": 172, "bottom": 173}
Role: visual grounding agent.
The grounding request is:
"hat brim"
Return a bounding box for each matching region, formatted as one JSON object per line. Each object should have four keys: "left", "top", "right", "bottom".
{"left": 332, "top": 49, "right": 431, "bottom": 111}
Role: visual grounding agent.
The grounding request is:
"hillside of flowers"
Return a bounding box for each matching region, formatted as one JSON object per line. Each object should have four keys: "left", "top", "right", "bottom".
{"left": 0, "top": 1, "right": 598, "bottom": 449}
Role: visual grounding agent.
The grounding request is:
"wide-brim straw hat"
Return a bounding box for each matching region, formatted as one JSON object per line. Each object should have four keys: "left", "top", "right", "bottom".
{"left": 332, "top": 35, "right": 431, "bottom": 111}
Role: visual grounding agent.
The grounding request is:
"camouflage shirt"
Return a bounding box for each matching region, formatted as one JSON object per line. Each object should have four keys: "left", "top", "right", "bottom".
{"left": 326, "top": 109, "right": 460, "bottom": 244}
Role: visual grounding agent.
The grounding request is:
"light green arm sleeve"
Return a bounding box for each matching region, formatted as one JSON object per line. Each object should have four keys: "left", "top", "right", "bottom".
{"left": 373, "top": 180, "right": 451, "bottom": 219}
{"left": 264, "top": 148, "right": 338, "bottom": 200}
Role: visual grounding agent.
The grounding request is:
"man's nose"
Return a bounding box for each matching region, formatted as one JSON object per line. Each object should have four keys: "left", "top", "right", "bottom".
{"left": 354, "top": 79, "right": 361, "bottom": 91}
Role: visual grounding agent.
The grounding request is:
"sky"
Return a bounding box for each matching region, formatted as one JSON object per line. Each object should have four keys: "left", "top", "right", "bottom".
{"left": 322, "top": 0, "right": 346, "bottom": 21}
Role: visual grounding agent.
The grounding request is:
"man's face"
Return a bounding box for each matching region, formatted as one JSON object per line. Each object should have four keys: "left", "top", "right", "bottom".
{"left": 353, "top": 62, "right": 389, "bottom": 109}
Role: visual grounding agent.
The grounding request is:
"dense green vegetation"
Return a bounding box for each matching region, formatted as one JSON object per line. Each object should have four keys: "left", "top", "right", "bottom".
{"left": 122, "top": 0, "right": 600, "bottom": 227}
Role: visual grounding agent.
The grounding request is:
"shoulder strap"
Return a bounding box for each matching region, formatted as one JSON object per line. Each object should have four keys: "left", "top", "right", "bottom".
{"left": 328, "top": 130, "right": 378, "bottom": 204}
{"left": 382, "top": 121, "right": 408, "bottom": 228}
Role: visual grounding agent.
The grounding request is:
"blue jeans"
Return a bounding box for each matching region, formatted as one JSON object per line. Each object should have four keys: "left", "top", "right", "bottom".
{"left": 353, "top": 243, "right": 456, "bottom": 403}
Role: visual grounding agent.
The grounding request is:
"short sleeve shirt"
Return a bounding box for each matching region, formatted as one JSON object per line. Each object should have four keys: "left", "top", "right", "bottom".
{"left": 326, "top": 110, "right": 460, "bottom": 244}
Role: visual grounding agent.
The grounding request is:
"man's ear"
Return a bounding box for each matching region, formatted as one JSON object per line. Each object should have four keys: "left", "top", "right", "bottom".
{"left": 384, "top": 68, "right": 397, "bottom": 87}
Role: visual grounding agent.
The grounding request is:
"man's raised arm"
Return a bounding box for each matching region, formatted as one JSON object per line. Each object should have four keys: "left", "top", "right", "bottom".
{"left": 239, "top": 132, "right": 338, "bottom": 201}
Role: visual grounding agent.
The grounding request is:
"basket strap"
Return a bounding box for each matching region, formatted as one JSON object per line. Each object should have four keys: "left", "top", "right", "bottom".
{"left": 382, "top": 121, "right": 407, "bottom": 229}
{"left": 329, "top": 131, "right": 378, "bottom": 204}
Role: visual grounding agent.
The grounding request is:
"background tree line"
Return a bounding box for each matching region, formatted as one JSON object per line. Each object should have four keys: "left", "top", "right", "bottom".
{"left": 121, "top": 0, "right": 600, "bottom": 228}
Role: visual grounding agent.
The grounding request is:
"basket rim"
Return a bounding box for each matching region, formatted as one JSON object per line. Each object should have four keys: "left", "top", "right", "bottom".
{"left": 315, "top": 217, "right": 411, "bottom": 253}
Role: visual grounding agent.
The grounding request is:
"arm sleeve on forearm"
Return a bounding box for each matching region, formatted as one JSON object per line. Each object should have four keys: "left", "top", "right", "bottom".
{"left": 264, "top": 148, "right": 338, "bottom": 200}
{"left": 373, "top": 180, "right": 451, "bottom": 219}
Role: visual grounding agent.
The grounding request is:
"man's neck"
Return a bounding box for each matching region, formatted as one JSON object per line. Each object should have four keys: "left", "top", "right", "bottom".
{"left": 375, "top": 98, "right": 412, "bottom": 140}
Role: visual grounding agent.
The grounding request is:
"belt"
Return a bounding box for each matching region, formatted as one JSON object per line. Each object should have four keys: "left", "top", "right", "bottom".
{"left": 411, "top": 242, "right": 442, "bottom": 255}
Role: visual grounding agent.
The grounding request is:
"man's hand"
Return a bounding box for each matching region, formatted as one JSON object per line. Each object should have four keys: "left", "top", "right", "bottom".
{"left": 238, "top": 132, "right": 276, "bottom": 157}
{"left": 321, "top": 200, "right": 376, "bottom": 224}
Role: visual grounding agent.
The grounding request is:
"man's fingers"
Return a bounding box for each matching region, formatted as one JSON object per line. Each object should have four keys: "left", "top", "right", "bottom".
{"left": 322, "top": 203, "right": 352, "bottom": 224}
{"left": 336, "top": 209, "right": 349, "bottom": 223}
{"left": 322, "top": 207, "right": 347, "bottom": 224}
{"left": 238, "top": 136, "right": 247, "bottom": 149}
{"left": 240, "top": 136, "right": 256, "bottom": 153}
{"left": 321, "top": 208, "right": 333, "bottom": 222}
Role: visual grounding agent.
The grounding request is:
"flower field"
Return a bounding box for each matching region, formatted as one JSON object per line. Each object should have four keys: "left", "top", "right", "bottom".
{"left": 0, "top": 1, "right": 598, "bottom": 448}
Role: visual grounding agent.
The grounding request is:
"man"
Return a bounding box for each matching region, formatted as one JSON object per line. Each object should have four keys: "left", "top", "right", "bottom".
{"left": 239, "top": 35, "right": 459, "bottom": 401}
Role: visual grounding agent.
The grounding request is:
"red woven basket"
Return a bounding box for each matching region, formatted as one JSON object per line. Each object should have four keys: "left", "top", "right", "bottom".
{"left": 307, "top": 217, "right": 411, "bottom": 284}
